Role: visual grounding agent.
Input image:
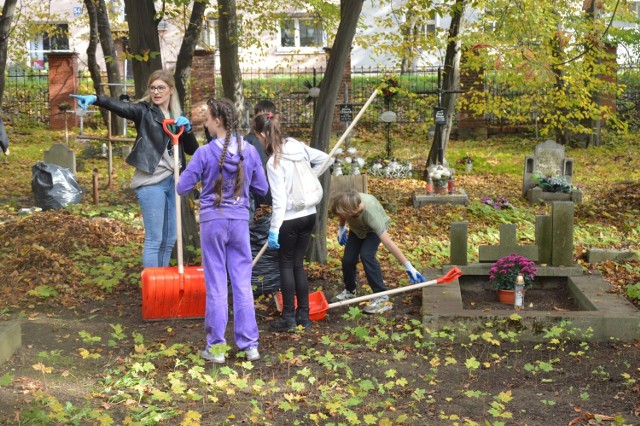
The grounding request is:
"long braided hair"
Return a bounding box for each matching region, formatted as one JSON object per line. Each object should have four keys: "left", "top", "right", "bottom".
{"left": 207, "top": 98, "right": 245, "bottom": 207}
{"left": 253, "top": 112, "right": 282, "bottom": 167}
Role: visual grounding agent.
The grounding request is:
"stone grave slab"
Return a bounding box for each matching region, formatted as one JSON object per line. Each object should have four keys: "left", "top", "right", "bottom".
{"left": 412, "top": 190, "right": 469, "bottom": 207}
{"left": 0, "top": 321, "right": 21, "bottom": 364}
{"left": 44, "top": 143, "right": 76, "bottom": 175}
{"left": 522, "top": 140, "right": 574, "bottom": 194}
{"left": 587, "top": 248, "right": 639, "bottom": 263}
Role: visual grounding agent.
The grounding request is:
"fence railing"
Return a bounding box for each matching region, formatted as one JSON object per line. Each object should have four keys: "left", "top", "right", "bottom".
{"left": 5, "top": 65, "right": 640, "bottom": 130}
{"left": 2, "top": 69, "right": 49, "bottom": 125}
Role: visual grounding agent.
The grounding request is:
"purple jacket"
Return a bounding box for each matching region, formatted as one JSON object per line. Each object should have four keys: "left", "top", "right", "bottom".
{"left": 176, "top": 136, "right": 268, "bottom": 222}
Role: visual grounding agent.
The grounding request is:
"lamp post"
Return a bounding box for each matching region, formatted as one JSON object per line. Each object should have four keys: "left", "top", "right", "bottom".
{"left": 380, "top": 98, "right": 397, "bottom": 158}
{"left": 308, "top": 67, "right": 320, "bottom": 114}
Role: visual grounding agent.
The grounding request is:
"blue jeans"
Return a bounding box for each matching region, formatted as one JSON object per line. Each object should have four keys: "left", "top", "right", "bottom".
{"left": 135, "top": 176, "right": 177, "bottom": 268}
{"left": 342, "top": 231, "right": 387, "bottom": 294}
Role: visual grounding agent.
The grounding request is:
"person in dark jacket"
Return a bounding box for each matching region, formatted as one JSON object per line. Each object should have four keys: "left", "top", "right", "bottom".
{"left": 71, "top": 69, "right": 199, "bottom": 268}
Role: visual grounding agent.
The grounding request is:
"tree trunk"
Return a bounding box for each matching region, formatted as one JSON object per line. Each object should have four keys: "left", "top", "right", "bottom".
{"left": 551, "top": 25, "right": 569, "bottom": 145}
{"left": 427, "top": 0, "right": 465, "bottom": 168}
{"left": 94, "top": 0, "right": 123, "bottom": 135}
{"left": 171, "top": 4, "right": 207, "bottom": 265}
{"left": 123, "top": 0, "right": 162, "bottom": 98}
{"left": 174, "top": 1, "right": 206, "bottom": 108}
{"left": 306, "top": 0, "right": 364, "bottom": 264}
{"left": 0, "top": 0, "right": 18, "bottom": 111}
{"left": 84, "top": 0, "right": 108, "bottom": 126}
{"left": 217, "top": 0, "right": 245, "bottom": 126}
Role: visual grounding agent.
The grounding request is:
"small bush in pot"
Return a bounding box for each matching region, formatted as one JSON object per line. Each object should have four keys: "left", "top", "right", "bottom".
{"left": 489, "top": 253, "right": 537, "bottom": 290}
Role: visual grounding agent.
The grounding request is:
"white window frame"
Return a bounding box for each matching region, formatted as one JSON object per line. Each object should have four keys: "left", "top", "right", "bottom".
{"left": 29, "top": 22, "right": 70, "bottom": 69}
{"left": 277, "top": 16, "right": 325, "bottom": 52}
{"left": 200, "top": 17, "right": 219, "bottom": 49}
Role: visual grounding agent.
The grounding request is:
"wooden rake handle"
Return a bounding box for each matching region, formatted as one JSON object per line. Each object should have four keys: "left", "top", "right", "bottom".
{"left": 252, "top": 88, "right": 380, "bottom": 266}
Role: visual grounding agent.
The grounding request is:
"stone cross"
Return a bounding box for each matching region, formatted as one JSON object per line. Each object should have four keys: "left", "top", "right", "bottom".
{"left": 478, "top": 224, "right": 539, "bottom": 262}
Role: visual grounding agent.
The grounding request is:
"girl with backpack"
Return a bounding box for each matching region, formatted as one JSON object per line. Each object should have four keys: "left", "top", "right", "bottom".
{"left": 253, "top": 112, "right": 333, "bottom": 332}
{"left": 176, "top": 98, "right": 268, "bottom": 363}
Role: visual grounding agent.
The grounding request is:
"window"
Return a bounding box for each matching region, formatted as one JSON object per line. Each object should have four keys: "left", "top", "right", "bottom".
{"left": 30, "top": 23, "right": 70, "bottom": 69}
{"left": 200, "top": 18, "right": 219, "bottom": 49}
{"left": 279, "top": 18, "right": 324, "bottom": 50}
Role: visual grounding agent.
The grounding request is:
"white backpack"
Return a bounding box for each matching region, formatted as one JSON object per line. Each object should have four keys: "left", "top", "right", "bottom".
{"left": 289, "top": 148, "right": 323, "bottom": 210}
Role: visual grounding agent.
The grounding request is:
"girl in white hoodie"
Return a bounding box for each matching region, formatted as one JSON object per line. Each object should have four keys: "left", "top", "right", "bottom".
{"left": 253, "top": 112, "right": 333, "bottom": 332}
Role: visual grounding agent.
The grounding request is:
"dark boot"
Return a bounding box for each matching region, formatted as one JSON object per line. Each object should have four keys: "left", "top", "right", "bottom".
{"left": 295, "top": 308, "right": 312, "bottom": 330}
{"left": 270, "top": 310, "right": 296, "bottom": 333}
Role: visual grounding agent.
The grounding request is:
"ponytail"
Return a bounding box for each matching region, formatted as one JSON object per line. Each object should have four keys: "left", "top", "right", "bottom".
{"left": 254, "top": 112, "right": 283, "bottom": 167}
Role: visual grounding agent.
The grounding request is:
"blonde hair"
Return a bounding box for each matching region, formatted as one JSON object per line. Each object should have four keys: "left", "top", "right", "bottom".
{"left": 139, "top": 69, "right": 182, "bottom": 117}
{"left": 330, "top": 190, "right": 362, "bottom": 217}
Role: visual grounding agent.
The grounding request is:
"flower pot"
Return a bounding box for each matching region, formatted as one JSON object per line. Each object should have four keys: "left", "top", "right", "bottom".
{"left": 433, "top": 179, "right": 448, "bottom": 195}
{"left": 497, "top": 289, "right": 515, "bottom": 305}
{"left": 497, "top": 289, "right": 527, "bottom": 305}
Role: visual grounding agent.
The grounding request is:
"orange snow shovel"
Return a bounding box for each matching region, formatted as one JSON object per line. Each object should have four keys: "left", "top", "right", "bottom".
{"left": 275, "top": 267, "right": 463, "bottom": 321}
{"left": 141, "top": 119, "right": 206, "bottom": 320}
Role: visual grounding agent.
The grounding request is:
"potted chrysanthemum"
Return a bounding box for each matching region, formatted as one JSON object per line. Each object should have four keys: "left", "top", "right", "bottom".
{"left": 488, "top": 253, "right": 537, "bottom": 304}
{"left": 428, "top": 164, "right": 452, "bottom": 194}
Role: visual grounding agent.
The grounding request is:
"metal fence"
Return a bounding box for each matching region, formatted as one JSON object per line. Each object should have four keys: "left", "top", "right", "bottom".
{"left": 241, "top": 66, "right": 441, "bottom": 130}
{"left": 6, "top": 65, "right": 640, "bottom": 130}
{"left": 2, "top": 69, "right": 49, "bottom": 125}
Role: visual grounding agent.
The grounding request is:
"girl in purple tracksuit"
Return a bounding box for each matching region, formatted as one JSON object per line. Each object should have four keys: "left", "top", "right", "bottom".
{"left": 176, "top": 98, "right": 268, "bottom": 363}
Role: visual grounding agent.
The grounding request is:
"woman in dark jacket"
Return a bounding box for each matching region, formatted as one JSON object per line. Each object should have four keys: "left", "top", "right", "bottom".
{"left": 71, "top": 70, "right": 199, "bottom": 268}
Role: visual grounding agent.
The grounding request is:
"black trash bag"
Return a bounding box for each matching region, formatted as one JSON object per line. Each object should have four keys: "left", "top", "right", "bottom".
{"left": 250, "top": 213, "right": 280, "bottom": 295}
{"left": 31, "top": 162, "right": 83, "bottom": 210}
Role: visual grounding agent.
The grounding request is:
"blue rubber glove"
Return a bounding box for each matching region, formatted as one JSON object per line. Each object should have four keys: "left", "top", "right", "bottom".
{"left": 174, "top": 116, "right": 191, "bottom": 132}
{"left": 267, "top": 230, "right": 280, "bottom": 250}
{"left": 404, "top": 261, "right": 426, "bottom": 284}
{"left": 70, "top": 94, "right": 97, "bottom": 110}
{"left": 337, "top": 225, "right": 347, "bottom": 246}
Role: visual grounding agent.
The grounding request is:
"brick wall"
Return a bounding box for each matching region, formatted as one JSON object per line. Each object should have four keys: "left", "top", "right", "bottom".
{"left": 456, "top": 54, "right": 487, "bottom": 139}
{"left": 600, "top": 43, "right": 617, "bottom": 115}
{"left": 323, "top": 47, "right": 352, "bottom": 132}
{"left": 190, "top": 49, "right": 216, "bottom": 130}
{"left": 48, "top": 52, "right": 78, "bottom": 130}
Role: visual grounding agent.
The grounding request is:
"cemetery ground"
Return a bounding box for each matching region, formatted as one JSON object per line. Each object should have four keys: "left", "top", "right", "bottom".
{"left": 1, "top": 127, "right": 640, "bottom": 425}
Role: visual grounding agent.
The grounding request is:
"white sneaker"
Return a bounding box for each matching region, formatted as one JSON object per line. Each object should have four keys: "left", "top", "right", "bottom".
{"left": 363, "top": 295, "right": 392, "bottom": 314}
{"left": 333, "top": 289, "right": 356, "bottom": 302}
{"left": 244, "top": 346, "right": 260, "bottom": 361}
{"left": 200, "top": 349, "right": 225, "bottom": 364}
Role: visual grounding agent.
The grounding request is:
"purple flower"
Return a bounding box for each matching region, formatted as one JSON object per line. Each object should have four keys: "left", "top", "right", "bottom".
{"left": 488, "top": 253, "right": 537, "bottom": 290}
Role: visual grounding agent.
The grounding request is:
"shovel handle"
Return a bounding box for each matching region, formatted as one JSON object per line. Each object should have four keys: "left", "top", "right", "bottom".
{"left": 162, "top": 119, "right": 184, "bottom": 145}
{"left": 252, "top": 243, "right": 268, "bottom": 267}
{"left": 163, "top": 119, "right": 185, "bottom": 275}
{"left": 327, "top": 267, "right": 463, "bottom": 309}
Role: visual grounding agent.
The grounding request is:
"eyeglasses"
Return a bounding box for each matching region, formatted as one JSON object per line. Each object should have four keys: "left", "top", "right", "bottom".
{"left": 149, "top": 85, "right": 168, "bottom": 93}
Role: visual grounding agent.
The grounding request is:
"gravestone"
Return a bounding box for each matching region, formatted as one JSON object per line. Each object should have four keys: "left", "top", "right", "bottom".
{"left": 522, "top": 140, "right": 582, "bottom": 204}
{"left": 523, "top": 140, "right": 573, "bottom": 195}
{"left": 121, "top": 145, "right": 132, "bottom": 159}
{"left": 44, "top": 143, "right": 76, "bottom": 175}
{"left": 450, "top": 222, "right": 469, "bottom": 265}
{"left": 330, "top": 175, "right": 368, "bottom": 199}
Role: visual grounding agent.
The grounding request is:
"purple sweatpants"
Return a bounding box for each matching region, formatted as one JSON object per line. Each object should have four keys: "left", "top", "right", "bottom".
{"left": 200, "top": 219, "right": 259, "bottom": 351}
